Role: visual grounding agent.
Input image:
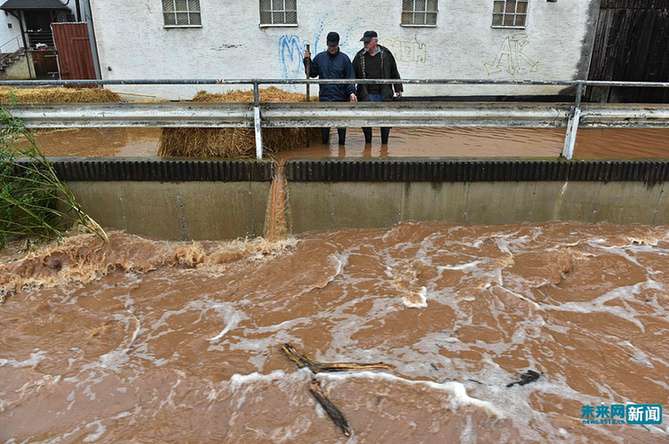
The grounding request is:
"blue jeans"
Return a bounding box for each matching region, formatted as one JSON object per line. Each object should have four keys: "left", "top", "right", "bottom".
{"left": 363, "top": 93, "right": 390, "bottom": 144}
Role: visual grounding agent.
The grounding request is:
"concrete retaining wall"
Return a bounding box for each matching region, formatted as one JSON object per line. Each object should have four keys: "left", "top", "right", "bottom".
{"left": 52, "top": 159, "right": 668, "bottom": 240}
{"left": 287, "top": 181, "right": 667, "bottom": 233}
{"left": 67, "top": 181, "right": 270, "bottom": 240}
{"left": 65, "top": 179, "right": 667, "bottom": 240}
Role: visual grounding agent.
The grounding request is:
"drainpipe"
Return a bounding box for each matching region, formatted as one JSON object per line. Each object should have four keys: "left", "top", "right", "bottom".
{"left": 80, "top": 0, "right": 101, "bottom": 79}
{"left": 10, "top": 11, "right": 33, "bottom": 79}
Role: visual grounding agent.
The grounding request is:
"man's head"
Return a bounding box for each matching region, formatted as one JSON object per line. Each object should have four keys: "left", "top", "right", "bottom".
{"left": 326, "top": 32, "right": 340, "bottom": 55}
{"left": 360, "top": 30, "right": 378, "bottom": 52}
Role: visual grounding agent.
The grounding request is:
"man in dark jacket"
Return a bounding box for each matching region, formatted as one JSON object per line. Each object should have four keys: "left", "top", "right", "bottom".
{"left": 352, "top": 31, "right": 403, "bottom": 145}
{"left": 304, "top": 32, "right": 357, "bottom": 145}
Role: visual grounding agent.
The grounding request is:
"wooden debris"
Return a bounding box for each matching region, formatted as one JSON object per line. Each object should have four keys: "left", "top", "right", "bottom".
{"left": 281, "top": 343, "right": 393, "bottom": 373}
{"left": 507, "top": 369, "right": 541, "bottom": 388}
{"left": 309, "top": 379, "right": 351, "bottom": 437}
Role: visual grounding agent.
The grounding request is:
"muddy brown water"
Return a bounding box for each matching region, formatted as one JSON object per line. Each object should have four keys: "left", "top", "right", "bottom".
{"left": 15, "top": 127, "right": 669, "bottom": 159}
{"left": 1, "top": 222, "right": 668, "bottom": 443}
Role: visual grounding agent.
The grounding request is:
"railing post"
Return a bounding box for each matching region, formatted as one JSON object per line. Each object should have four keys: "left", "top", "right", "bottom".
{"left": 562, "top": 81, "right": 584, "bottom": 160}
{"left": 253, "top": 82, "right": 263, "bottom": 160}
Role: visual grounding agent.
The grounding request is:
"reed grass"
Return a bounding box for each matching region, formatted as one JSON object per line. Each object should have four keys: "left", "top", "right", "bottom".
{"left": 0, "top": 108, "right": 107, "bottom": 249}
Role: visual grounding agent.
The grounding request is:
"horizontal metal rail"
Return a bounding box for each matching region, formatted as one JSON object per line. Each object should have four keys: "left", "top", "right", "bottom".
{"left": 1, "top": 78, "right": 667, "bottom": 159}
{"left": 6, "top": 103, "right": 253, "bottom": 128}
{"left": 4, "top": 102, "right": 668, "bottom": 129}
{"left": 0, "top": 78, "right": 667, "bottom": 88}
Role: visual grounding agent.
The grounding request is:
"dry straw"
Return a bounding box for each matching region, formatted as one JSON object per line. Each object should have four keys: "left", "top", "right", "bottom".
{"left": 159, "top": 87, "right": 317, "bottom": 159}
{"left": 0, "top": 87, "right": 120, "bottom": 104}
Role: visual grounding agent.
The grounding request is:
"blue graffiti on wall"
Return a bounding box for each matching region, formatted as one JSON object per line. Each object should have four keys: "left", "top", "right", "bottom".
{"left": 278, "top": 33, "right": 360, "bottom": 79}
{"left": 278, "top": 15, "right": 366, "bottom": 79}
{"left": 278, "top": 35, "right": 305, "bottom": 79}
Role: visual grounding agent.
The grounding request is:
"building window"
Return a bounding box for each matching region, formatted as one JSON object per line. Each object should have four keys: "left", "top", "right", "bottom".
{"left": 260, "top": 0, "right": 298, "bottom": 26}
{"left": 402, "top": 0, "right": 438, "bottom": 26}
{"left": 492, "top": 0, "right": 528, "bottom": 28}
{"left": 162, "top": 0, "right": 201, "bottom": 27}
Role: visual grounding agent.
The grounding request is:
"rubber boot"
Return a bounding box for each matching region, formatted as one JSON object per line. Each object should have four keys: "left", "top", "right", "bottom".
{"left": 362, "top": 127, "right": 373, "bottom": 144}
{"left": 337, "top": 128, "right": 347, "bottom": 145}
{"left": 381, "top": 127, "right": 391, "bottom": 145}
{"left": 321, "top": 127, "right": 331, "bottom": 144}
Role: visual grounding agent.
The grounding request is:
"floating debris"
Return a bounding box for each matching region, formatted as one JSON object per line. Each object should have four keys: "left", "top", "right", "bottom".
{"left": 309, "top": 379, "right": 351, "bottom": 437}
{"left": 506, "top": 370, "right": 541, "bottom": 388}
{"left": 628, "top": 236, "right": 658, "bottom": 247}
{"left": 281, "top": 343, "right": 393, "bottom": 374}
{"left": 281, "top": 343, "right": 393, "bottom": 438}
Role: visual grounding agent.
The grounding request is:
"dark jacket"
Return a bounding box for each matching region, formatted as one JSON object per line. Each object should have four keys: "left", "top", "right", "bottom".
{"left": 352, "top": 45, "right": 403, "bottom": 101}
{"left": 303, "top": 50, "right": 355, "bottom": 102}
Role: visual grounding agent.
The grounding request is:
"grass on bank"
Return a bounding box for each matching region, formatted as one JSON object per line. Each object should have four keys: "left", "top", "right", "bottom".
{"left": 0, "top": 108, "right": 107, "bottom": 250}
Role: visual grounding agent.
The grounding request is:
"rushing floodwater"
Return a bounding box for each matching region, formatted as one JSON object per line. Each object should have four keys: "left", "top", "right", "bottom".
{"left": 1, "top": 222, "right": 668, "bottom": 443}
{"left": 18, "top": 127, "right": 669, "bottom": 159}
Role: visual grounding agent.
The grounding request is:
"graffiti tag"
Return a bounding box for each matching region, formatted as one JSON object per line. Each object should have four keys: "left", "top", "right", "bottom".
{"left": 484, "top": 34, "right": 539, "bottom": 77}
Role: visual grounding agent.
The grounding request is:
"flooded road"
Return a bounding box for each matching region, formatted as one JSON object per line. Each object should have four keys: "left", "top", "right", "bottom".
{"left": 1, "top": 222, "right": 668, "bottom": 442}
{"left": 18, "top": 127, "right": 669, "bottom": 159}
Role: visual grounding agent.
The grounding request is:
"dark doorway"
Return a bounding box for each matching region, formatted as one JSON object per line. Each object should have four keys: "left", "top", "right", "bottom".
{"left": 587, "top": 0, "right": 669, "bottom": 103}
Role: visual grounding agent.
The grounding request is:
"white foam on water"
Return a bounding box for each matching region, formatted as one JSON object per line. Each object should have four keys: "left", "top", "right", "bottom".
{"left": 208, "top": 311, "right": 245, "bottom": 342}
{"left": 496, "top": 285, "right": 541, "bottom": 310}
{"left": 331, "top": 252, "right": 348, "bottom": 277}
{"left": 402, "top": 286, "right": 428, "bottom": 309}
{"left": 621, "top": 340, "right": 655, "bottom": 368}
{"left": 460, "top": 415, "right": 476, "bottom": 444}
{"left": 317, "top": 371, "right": 504, "bottom": 418}
{"left": 229, "top": 370, "right": 289, "bottom": 391}
{"left": 269, "top": 415, "right": 312, "bottom": 444}
{"left": 0, "top": 350, "right": 47, "bottom": 368}
{"left": 96, "top": 348, "right": 130, "bottom": 372}
{"left": 82, "top": 420, "right": 106, "bottom": 443}
{"left": 541, "top": 279, "right": 661, "bottom": 332}
{"left": 438, "top": 260, "right": 484, "bottom": 272}
{"left": 225, "top": 369, "right": 310, "bottom": 414}
{"left": 308, "top": 251, "right": 350, "bottom": 291}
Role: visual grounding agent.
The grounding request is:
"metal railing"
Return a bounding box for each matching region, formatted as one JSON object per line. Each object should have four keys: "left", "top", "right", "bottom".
{"left": 0, "top": 78, "right": 667, "bottom": 159}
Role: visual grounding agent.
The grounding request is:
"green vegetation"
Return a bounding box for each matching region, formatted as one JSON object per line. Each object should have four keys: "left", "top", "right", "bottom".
{"left": 0, "top": 108, "right": 107, "bottom": 249}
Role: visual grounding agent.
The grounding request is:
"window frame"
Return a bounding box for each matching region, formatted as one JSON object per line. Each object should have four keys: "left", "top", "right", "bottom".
{"left": 401, "top": 0, "right": 439, "bottom": 28}
{"left": 162, "top": 0, "right": 203, "bottom": 29}
{"left": 491, "top": 0, "right": 529, "bottom": 30}
{"left": 259, "top": 0, "right": 298, "bottom": 28}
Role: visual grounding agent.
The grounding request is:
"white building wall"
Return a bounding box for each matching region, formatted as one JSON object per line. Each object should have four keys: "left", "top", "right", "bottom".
{"left": 0, "top": 10, "right": 24, "bottom": 53}
{"left": 90, "top": 0, "right": 597, "bottom": 100}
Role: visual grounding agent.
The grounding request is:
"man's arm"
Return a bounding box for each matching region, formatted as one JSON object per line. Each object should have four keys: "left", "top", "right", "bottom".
{"left": 386, "top": 50, "right": 403, "bottom": 96}
{"left": 303, "top": 51, "right": 320, "bottom": 78}
{"left": 344, "top": 56, "right": 357, "bottom": 102}
{"left": 351, "top": 52, "right": 361, "bottom": 78}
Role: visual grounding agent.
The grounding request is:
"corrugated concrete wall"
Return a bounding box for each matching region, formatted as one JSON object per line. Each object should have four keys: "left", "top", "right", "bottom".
{"left": 89, "top": 0, "right": 598, "bottom": 99}
{"left": 67, "top": 181, "right": 271, "bottom": 240}
{"left": 65, "top": 180, "right": 667, "bottom": 240}
{"left": 286, "top": 181, "right": 668, "bottom": 233}
{"left": 55, "top": 159, "right": 668, "bottom": 240}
